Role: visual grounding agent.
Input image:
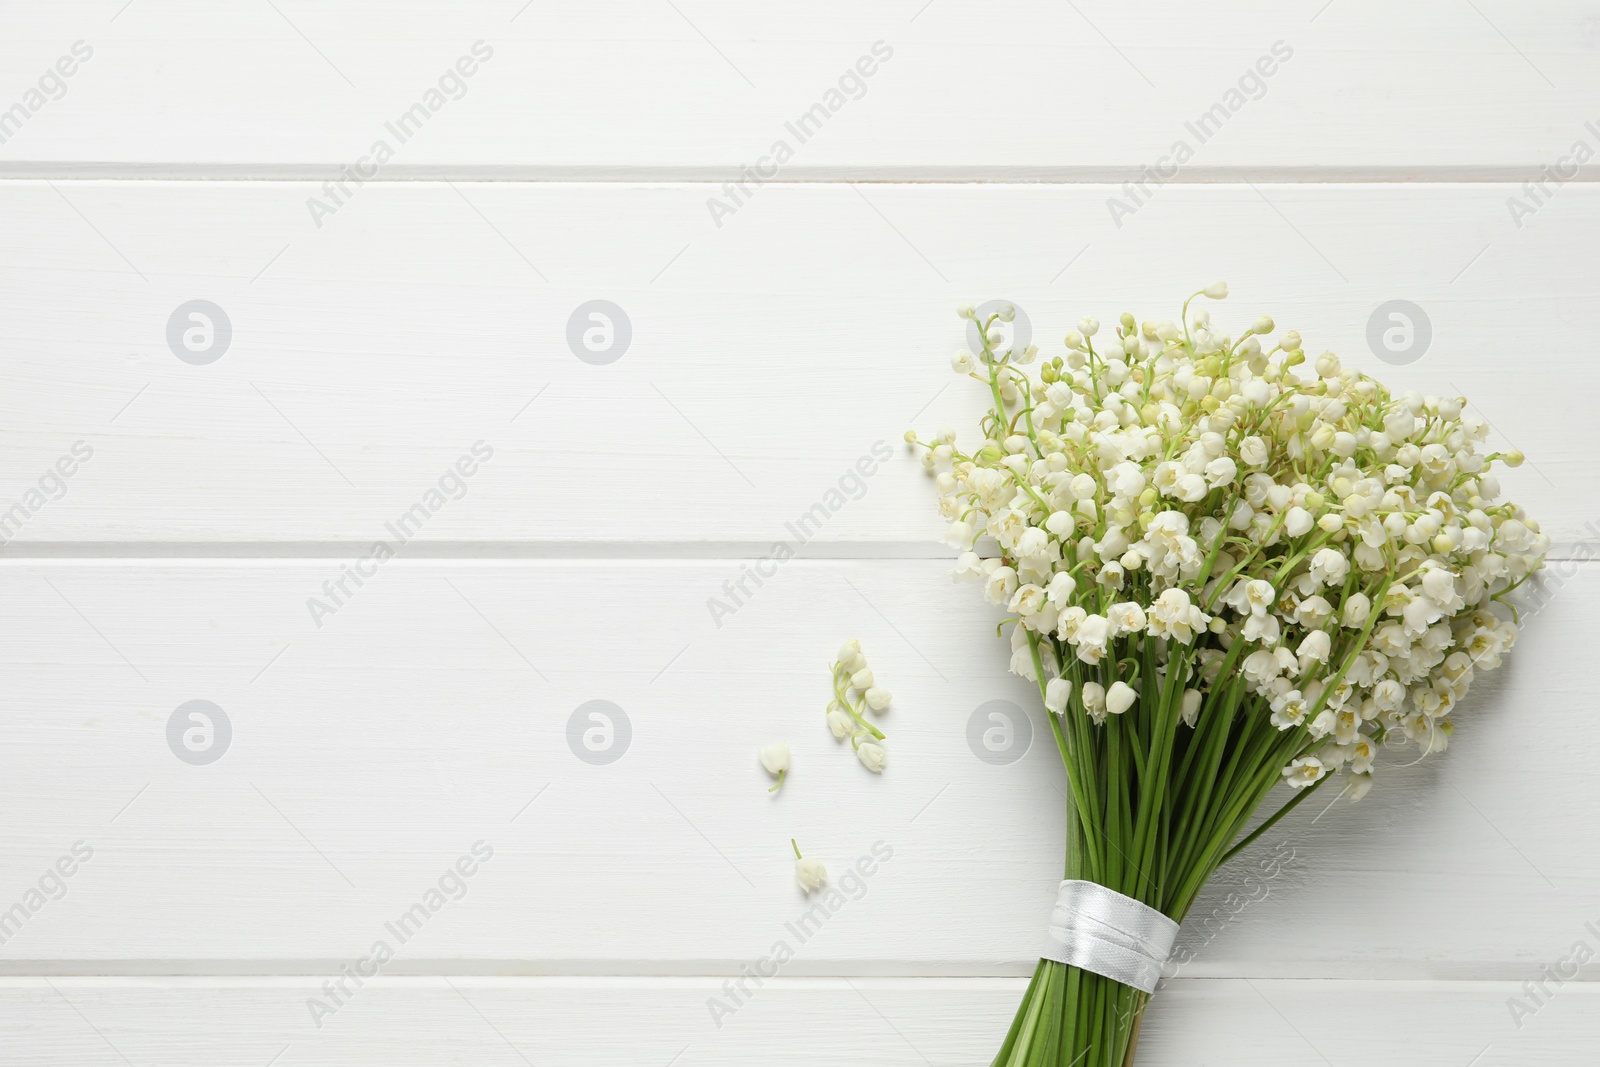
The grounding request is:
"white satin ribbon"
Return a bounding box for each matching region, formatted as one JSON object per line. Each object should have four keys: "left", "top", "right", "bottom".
{"left": 1040, "top": 880, "right": 1178, "bottom": 994}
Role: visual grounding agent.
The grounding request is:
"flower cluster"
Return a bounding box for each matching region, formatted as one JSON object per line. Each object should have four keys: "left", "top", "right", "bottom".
{"left": 911, "top": 285, "right": 1545, "bottom": 799}
{"left": 828, "top": 639, "right": 890, "bottom": 772}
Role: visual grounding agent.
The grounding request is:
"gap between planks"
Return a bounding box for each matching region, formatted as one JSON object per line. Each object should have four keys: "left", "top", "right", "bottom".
{"left": 0, "top": 544, "right": 1593, "bottom": 563}
{"left": 0, "top": 167, "right": 1595, "bottom": 183}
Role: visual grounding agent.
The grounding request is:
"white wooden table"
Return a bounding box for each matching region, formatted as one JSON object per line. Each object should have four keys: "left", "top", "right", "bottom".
{"left": 1, "top": 3, "right": 1597, "bottom": 1063}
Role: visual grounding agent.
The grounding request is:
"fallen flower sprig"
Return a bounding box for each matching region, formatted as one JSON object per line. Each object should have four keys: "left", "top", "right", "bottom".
{"left": 909, "top": 285, "right": 1545, "bottom": 1067}
{"left": 829, "top": 639, "right": 891, "bottom": 772}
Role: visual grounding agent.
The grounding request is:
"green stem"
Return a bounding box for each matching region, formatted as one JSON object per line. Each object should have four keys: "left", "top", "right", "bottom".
{"left": 830, "top": 664, "right": 886, "bottom": 740}
{"left": 1218, "top": 772, "right": 1327, "bottom": 866}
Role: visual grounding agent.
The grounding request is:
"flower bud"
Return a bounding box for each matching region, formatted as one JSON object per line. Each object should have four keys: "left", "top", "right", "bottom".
{"left": 826, "top": 708, "right": 854, "bottom": 739}
{"left": 864, "top": 687, "right": 892, "bottom": 712}
{"left": 760, "top": 742, "right": 791, "bottom": 792}
{"left": 758, "top": 741, "right": 791, "bottom": 775}
{"left": 1079, "top": 317, "right": 1100, "bottom": 337}
{"left": 1045, "top": 677, "right": 1072, "bottom": 714}
{"left": 850, "top": 667, "right": 874, "bottom": 690}
{"left": 793, "top": 840, "right": 828, "bottom": 892}
{"left": 1106, "top": 681, "right": 1138, "bottom": 715}
{"left": 1181, "top": 689, "right": 1202, "bottom": 726}
{"left": 1253, "top": 315, "right": 1275, "bottom": 335}
{"left": 1203, "top": 281, "right": 1229, "bottom": 299}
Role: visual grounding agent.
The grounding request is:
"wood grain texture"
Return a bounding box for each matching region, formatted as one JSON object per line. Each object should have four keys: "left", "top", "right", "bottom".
{"left": 0, "top": 561, "right": 1592, "bottom": 977}
{"left": 3, "top": 978, "right": 1597, "bottom": 1065}
{"left": 2, "top": 3, "right": 1596, "bottom": 1061}
{"left": 1, "top": 181, "right": 1595, "bottom": 550}
{"left": 0, "top": 2, "right": 1596, "bottom": 176}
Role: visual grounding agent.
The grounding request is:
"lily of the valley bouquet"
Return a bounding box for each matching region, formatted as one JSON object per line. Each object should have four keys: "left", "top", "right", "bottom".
{"left": 908, "top": 286, "right": 1546, "bottom": 1066}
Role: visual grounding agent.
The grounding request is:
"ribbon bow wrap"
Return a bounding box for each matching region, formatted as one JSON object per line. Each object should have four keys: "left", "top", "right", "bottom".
{"left": 1041, "top": 880, "right": 1180, "bottom": 994}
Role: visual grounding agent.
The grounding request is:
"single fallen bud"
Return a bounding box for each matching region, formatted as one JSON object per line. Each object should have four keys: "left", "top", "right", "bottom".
{"left": 759, "top": 741, "right": 790, "bottom": 793}
{"left": 792, "top": 839, "right": 827, "bottom": 892}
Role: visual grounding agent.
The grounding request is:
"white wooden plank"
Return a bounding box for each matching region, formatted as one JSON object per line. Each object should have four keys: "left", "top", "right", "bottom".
{"left": 1, "top": 180, "right": 1595, "bottom": 550}
{"left": 3, "top": 0, "right": 1590, "bottom": 1051}
{"left": 3, "top": 977, "right": 1596, "bottom": 1065}
{"left": 0, "top": 560, "right": 1593, "bottom": 976}
{"left": 0, "top": 2, "right": 1596, "bottom": 176}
